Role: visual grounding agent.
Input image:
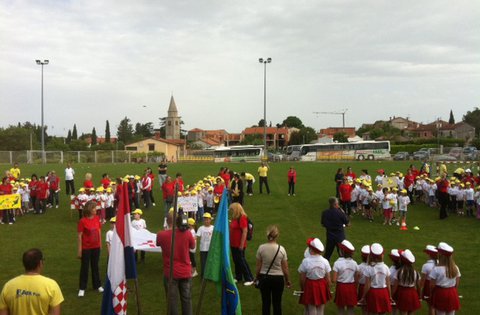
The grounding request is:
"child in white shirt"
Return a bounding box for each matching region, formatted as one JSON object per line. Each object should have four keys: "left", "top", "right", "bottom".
{"left": 132, "top": 209, "right": 147, "bottom": 263}
{"left": 196, "top": 213, "right": 214, "bottom": 277}
{"left": 188, "top": 218, "right": 198, "bottom": 277}
{"left": 464, "top": 182, "right": 475, "bottom": 216}
{"left": 398, "top": 189, "right": 411, "bottom": 225}
{"left": 106, "top": 217, "right": 116, "bottom": 255}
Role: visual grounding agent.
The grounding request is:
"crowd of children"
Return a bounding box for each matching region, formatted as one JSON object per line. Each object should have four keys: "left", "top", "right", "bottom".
{"left": 298, "top": 238, "right": 461, "bottom": 315}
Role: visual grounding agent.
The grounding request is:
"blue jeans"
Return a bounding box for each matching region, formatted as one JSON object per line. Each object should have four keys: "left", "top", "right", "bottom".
{"left": 163, "top": 277, "right": 192, "bottom": 315}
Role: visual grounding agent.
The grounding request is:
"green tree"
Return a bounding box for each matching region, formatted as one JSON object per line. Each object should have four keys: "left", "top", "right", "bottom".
{"left": 134, "top": 122, "right": 154, "bottom": 138}
{"left": 0, "top": 127, "right": 36, "bottom": 150}
{"left": 240, "top": 134, "right": 263, "bottom": 145}
{"left": 46, "top": 137, "right": 69, "bottom": 150}
{"left": 288, "top": 131, "right": 302, "bottom": 145}
{"left": 258, "top": 119, "right": 266, "bottom": 127}
{"left": 463, "top": 107, "right": 480, "bottom": 137}
{"left": 449, "top": 110, "right": 455, "bottom": 124}
{"left": 72, "top": 124, "right": 78, "bottom": 140}
{"left": 91, "top": 127, "right": 97, "bottom": 145}
{"left": 158, "top": 117, "right": 167, "bottom": 138}
{"left": 69, "top": 139, "right": 89, "bottom": 151}
{"left": 282, "top": 116, "right": 303, "bottom": 128}
{"left": 66, "top": 130, "right": 72, "bottom": 144}
{"left": 117, "top": 117, "right": 134, "bottom": 143}
{"left": 333, "top": 132, "right": 349, "bottom": 142}
{"left": 105, "top": 120, "right": 111, "bottom": 143}
{"left": 300, "top": 127, "right": 318, "bottom": 144}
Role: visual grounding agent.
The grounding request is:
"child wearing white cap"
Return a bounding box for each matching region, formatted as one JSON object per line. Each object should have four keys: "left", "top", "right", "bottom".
{"left": 132, "top": 209, "right": 147, "bottom": 263}
{"left": 332, "top": 240, "right": 358, "bottom": 315}
{"left": 392, "top": 249, "right": 421, "bottom": 313}
{"left": 357, "top": 245, "right": 370, "bottom": 315}
{"left": 420, "top": 245, "right": 438, "bottom": 315}
{"left": 298, "top": 238, "right": 331, "bottom": 314}
{"left": 359, "top": 243, "right": 393, "bottom": 314}
{"left": 428, "top": 242, "right": 461, "bottom": 315}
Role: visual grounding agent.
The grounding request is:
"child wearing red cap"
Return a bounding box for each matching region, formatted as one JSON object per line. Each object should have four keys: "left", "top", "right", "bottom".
{"left": 298, "top": 238, "right": 331, "bottom": 315}
{"left": 332, "top": 240, "right": 358, "bottom": 315}
{"left": 420, "top": 245, "right": 438, "bottom": 315}
{"left": 428, "top": 242, "right": 461, "bottom": 315}
{"left": 359, "top": 243, "right": 393, "bottom": 314}
{"left": 392, "top": 249, "right": 421, "bottom": 314}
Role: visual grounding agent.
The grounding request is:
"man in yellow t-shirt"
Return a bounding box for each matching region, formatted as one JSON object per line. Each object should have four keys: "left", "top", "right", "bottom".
{"left": 0, "top": 249, "right": 64, "bottom": 315}
{"left": 9, "top": 163, "right": 21, "bottom": 180}
{"left": 257, "top": 162, "right": 270, "bottom": 194}
{"left": 240, "top": 172, "right": 255, "bottom": 196}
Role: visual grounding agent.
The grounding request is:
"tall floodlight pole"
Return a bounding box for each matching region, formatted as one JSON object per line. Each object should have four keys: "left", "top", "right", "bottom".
{"left": 259, "top": 57, "right": 271, "bottom": 159}
{"left": 36, "top": 59, "right": 49, "bottom": 164}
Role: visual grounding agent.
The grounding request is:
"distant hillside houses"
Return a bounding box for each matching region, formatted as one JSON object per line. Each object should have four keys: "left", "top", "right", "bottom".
{"left": 361, "top": 116, "right": 475, "bottom": 141}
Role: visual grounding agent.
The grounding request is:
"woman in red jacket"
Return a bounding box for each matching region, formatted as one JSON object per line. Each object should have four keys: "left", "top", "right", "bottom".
{"left": 29, "top": 174, "right": 39, "bottom": 213}
{"left": 288, "top": 166, "right": 297, "bottom": 196}
{"left": 0, "top": 177, "right": 13, "bottom": 224}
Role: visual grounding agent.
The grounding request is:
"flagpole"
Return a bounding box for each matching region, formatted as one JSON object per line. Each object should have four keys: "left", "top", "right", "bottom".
{"left": 133, "top": 279, "right": 142, "bottom": 315}
{"left": 167, "top": 183, "right": 179, "bottom": 315}
{"left": 195, "top": 279, "right": 207, "bottom": 315}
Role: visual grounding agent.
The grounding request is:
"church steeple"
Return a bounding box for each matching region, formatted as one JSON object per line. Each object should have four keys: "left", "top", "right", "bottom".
{"left": 168, "top": 95, "right": 178, "bottom": 117}
{"left": 165, "top": 95, "right": 181, "bottom": 140}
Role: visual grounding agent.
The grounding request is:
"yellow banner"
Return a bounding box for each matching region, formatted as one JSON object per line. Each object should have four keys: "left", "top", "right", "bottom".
{"left": 0, "top": 194, "right": 21, "bottom": 210}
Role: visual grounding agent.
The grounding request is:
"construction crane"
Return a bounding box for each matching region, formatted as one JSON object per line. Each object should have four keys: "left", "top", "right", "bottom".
{"left": 313, "top": 109, "right": 348, "bottom": 128}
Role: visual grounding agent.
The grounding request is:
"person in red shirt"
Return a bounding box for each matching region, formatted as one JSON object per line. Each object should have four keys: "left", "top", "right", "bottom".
{"left": 0, "top": 177, "right": 13, "bottom": 224}
{"left": 156, "top": 211, "right": 195, "bottom": 315}
{"left": 174, "top": 173, "right": 184, "bottom": 192}
{"left": 83, "top": 173, "right": 94, "bottom": 189}
{"left": 162, "top": 176, "right": 175, "bottom": 216}
{"left": 48, "top": 170, "right": 60, "bottom": 209}
{"left": 213, "top": 177, "right": 225, "bottom": 214}
{"left": 404, "top": 169, "right": 416, "bottom": 205}
{"left": 345, "top": 167, "right": 356, "bottom": 181}
{"left": 229, "top": 203, "right": 254, "bottom": 285}
{"left": 29, "top": 174, "right": 39, "bottom": 213}
{"left": 145, "top": 167, "right": 156, "bottom": 207}
{"left": 77, "top": 200, "right": 103, "bottom": 297}
{"left": 287, "top": 166, "right": 297, "bottom": 196}
{"left": 141, "top": 171, "right": 153, "bottom": 209}
{"left": 100, "top": 173, "right": 111, "bottom": 189}
{"left": 220, "top": 168, "right": 231, "bottom": 188}
{"left": 36, "top": 176, "right": 49, "bottom": 214}
{"left": 338, "top": 178, "right": 353, "bottom": 215}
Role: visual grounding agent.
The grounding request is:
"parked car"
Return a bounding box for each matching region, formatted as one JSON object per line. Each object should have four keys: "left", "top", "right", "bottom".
{"left": 448, "top": 147, "right": 463, "bottom": 159}
{"left": 393, "top": 152, "right": 410, "bottom": 160}
{"left": 463, "top": 146, "right": 478, "bottom": 160}
{"left": 413, "top": 148, "right": 432, "bottom": 160}
{"left": 434, "top": 154, "right": 457, "bottom": 162}
{"left": 268, "top": 152, "right": 284, "bottom": 162}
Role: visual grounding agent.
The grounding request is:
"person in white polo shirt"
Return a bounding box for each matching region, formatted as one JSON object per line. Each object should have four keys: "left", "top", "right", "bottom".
{"left": 332, "top": 239, "right": 358, "bottom": 315}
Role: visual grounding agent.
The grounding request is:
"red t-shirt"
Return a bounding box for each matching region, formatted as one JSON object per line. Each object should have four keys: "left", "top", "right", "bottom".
{"left": 156, "top": 229, "right": 195, "bottom": 278}
{"left": 162, "top": 181, "right": 175, "bottom": 200}
{"left": 29, "top": 180, "right": 38, "bottom": 198}
{"left": 83, "top": 180, "right": 94, "bottom": 189}
{"left": 404, "top": 174, "right": 415, "bottom": 189}
{"left": 48, "top": 176, "right": 60, "bottom": 190}
{"left": 287, "top": 170, "right": 297, "bottom": 183}
{"left": 346, "top": 172, "right": 356, "bottom": 179}
{"left": 148, "top": 173, "right": 155, "bottom": 187}
{"left": 78, "top": 216, "right": 101, "bottom": 249}
{"left": 230, "top": 215, "right": 248, "bottom": 249}
{"left": 338, "top": 183, "right": 353, "bottom": 202}
{"left": 214, "top": 184, "right": 225, "bottom": 196}
{"left": 221, "top": 173, "right": 231, "bottom": 188}
{"left": 37, "top": 182, "right": 49, "bottom": 200}
{"left": 101, "top": 178, "right": 111, "bottom": 189}
{"left": 0, "top": 184, "right": 12, "bottom": 195}
{"left": 175, "top": 178, "right": 184, "bottom": 192}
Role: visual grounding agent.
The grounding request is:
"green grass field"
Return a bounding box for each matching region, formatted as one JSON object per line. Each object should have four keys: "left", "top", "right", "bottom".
{"left": 0, "top": 161, "right": 479, "bottom": 314}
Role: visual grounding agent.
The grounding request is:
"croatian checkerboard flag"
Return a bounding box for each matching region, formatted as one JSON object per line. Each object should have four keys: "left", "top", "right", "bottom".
{"left": 101, "top": 183, "right": 137, "bottom": 315}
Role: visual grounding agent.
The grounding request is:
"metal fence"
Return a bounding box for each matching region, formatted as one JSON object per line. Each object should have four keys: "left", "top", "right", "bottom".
{"left": 0, "top": 151, "right": 165, "bottom": 164}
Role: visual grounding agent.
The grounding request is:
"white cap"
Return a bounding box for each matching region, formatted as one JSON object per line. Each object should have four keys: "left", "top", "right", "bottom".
{"left": 308, "top": 238, "right": 325, "bottom": 253}
{"left": 361, "top": 245, "right": 370, "bottom": 255}
{"left": 371, "top": 243, "right": 383, "bottom": 256}
{"left": 437, "top": 242, "right": 454, "bottom": 256}
{"left": 401, "top": 249, "right": 415, "bottom": 264}
{"left": 390, "top": 249, "right": 400, "bottom": 257}
{"left": 465, "top": 168, "right": 472, "bottom": 173}
{"left": 424, "top": 245, "right": 438, "bottom": 254}
{"left": 339, "top": 240, "right": 355, "bottom": 253}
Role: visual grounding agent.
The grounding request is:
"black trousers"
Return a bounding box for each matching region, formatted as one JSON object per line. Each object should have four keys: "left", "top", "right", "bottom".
{"left": 231, "top": 247, "right": 253, "bottom": 282}
{"left": 259, "top": 176, "right": 270, "bottom": 194}
{"left": 260, "top": 275, "right": 285, "bottom": 315}
{"left": 200, "top": 251, "right": 208, "bottom": 278}
{"left": 65, "top": 180, "right": 75, "bottom": 195}
{"left": 438, "top": 192, "right": 449, "bottom": 219}
{"left": 246, "top": 180, "right": 253, "bottom": 194}
{"left": 288, "top": 181, "right": 295, "bottom": 195}
{"left": 324, "top": 237, "right": 340, "bottom": 261}
{"left": 49, "top": 189, "right": 59, "bottom": 207}
{"left": 79, "top": 248, "right": 101, "bottom": 290}
{"left": 143, "top": 190, "right": 152, "bottom": 208}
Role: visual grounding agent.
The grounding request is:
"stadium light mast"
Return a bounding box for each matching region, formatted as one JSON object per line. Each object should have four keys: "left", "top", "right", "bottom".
{"left": 259, "top": 57, "right": 272, "bottom": 159}
{"left": 36, "top": 59, "right": 49, "bottom": 164}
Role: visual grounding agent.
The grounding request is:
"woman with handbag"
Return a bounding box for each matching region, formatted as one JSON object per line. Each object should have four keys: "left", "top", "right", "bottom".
{"left": 254, "top": 225, "right": 291, "bottom": 315}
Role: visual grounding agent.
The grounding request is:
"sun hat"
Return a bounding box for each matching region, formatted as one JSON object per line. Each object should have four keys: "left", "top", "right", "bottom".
{"left": 361, "top": 245, "right": 370, "bottom": 256}
{"left": 132, "top": 209, "right": 143, "bottom": 215}
{"left": 307, "top": 238, "right": 324, "bottom": 253}
{"left": 389, "top": 249, "right": 401, "bottom": 261}
{"left": 401, "top": 249, "right": 415, "bottom": 264}
{"left": 423, "top": 245, "right": 438, "bottom": 256}
{"left": 187, "top": 218, "right": 196, "bottom": 225}
{"left": 437, "top": 242, "right": 454, "bottom": 256}
{"left": 203, "top": 213, "right": 212, "bottom": 219}
{"left": 110, "top": 217, "right": 116, "bottom": 223}
{"left": 371, "top": 243, "right": 384, "bottom": 257}
{"left": 339, "top": 240, "right": 355, "bottom": 254}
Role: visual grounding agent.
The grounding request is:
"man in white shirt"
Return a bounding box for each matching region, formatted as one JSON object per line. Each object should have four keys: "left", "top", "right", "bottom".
{"left": 64, "top": 163, "right": 75, "bottom": 196}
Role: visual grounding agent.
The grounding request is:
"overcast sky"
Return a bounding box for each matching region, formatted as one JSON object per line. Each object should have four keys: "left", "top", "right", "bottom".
{"left": 1, "top": 0, "right": 479, "bottom": 136}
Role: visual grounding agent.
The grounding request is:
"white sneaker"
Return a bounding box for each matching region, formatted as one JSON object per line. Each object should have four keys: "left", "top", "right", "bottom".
{"left": 234, "top": 279, "right": 238, "bottom": 283}
{"left": 97, "top": 287, "right": 104, "bottom": 293}
{"left": 244, "top": 281, "right": 254, "bottom": 286}
{"left": 78, "top": 290, "right": 85, "bottom": 297}
{"left": 55, "top": 205, "right": 59, "bottom": 208}
{"left": 152, "top": 203, "right": 156, "bottom": 206}
{"left": 192, "top": 271, "right": 198, "bottom": 277}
